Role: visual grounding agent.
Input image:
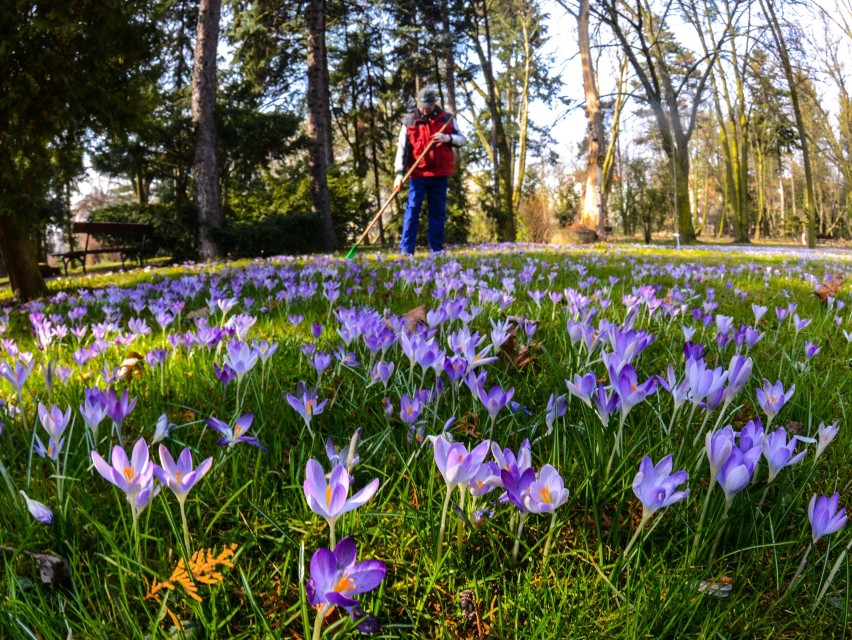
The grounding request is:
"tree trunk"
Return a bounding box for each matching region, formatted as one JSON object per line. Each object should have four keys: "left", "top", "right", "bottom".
{"left": 761, "top": 0, "right": 816, "bottom": 247}
{"left": 578, "top": 0, "right": 606, "bottom": 235}
{"left": 477, "top": 0, "right": 515, "bottom": 241}
{"left": 191, "top": 0, "right": 223, "bottom": 260}
{"left": 442, "top": 0, "right": 457, "bottom": 114}
{"left": 306, "top": 0, "right": 338, "bottom": 252}
{"left": 0, "top": 214, "right": 46, "bottom": 301}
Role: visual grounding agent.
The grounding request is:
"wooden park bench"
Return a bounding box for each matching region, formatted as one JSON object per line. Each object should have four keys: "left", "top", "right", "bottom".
{"left": 816, "top": 232, "right": 836, "bottom": 244}
{"left": 54, "top": 219, "right": 152, "bottom": 276}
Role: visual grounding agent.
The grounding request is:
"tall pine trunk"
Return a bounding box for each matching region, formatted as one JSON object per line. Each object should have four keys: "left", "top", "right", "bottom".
{"left": 191, "top": 0, "right": 223, "bottom": 260}
{"left": 307, "top": 0, "right": 338, "bottom": 252}
{"left": 0, "top": 213, "right": 46, "bottom": 301}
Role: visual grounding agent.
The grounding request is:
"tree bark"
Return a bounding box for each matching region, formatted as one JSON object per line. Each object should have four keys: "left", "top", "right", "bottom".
{"left": 306, "top": 0, "right": 338, "bottom": 252}
{"left": 478, "top": 0, "right": 515, "bottom": 241}
{"left": 0, "top": 214, "right": 46, "bottom": 301}
{"left": 760, "top": 0, "right": 816, "bottom": 247}
{"left": 578, "top": 0, "right": 607, "bottom": 235}
{"left": 191, "top": 0, "right": 223, "bottom": 260}
{"left": 442, "top": 0, "right": 457, "bottom": 113}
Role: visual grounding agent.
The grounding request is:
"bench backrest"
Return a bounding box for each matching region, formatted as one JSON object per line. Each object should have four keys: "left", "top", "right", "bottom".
{"left": 72, "top": 221, "right": 152, "bottom": 236}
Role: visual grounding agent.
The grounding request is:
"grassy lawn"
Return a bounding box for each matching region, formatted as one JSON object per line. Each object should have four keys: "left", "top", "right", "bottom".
{"left": 0, "top": 242, "right": 849, "bottom": 639}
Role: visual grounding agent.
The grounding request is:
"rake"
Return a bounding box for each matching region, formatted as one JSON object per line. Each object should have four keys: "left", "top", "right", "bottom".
{"left": 345, "top": 112, "right": 457, "bottom": 259}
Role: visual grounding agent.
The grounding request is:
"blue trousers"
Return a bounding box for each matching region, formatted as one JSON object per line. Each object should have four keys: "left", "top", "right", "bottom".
{"left": 400, "top": 176, "right": 449, "bottom": 254}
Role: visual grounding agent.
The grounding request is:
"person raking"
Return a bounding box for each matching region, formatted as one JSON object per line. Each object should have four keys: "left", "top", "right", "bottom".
{"left": 393, "top": 88, "right": 466, "bottom": 255}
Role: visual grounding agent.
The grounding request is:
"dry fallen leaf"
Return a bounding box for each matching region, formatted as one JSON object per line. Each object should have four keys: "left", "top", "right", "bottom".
{"left": 117, "top": 351, "right": 144, "bottom": 381}
{"left": 403, "top": 305, "right": 427, "bottom": 332}
{"left": 815, "top": 275, "right": 844, "bottom": 302}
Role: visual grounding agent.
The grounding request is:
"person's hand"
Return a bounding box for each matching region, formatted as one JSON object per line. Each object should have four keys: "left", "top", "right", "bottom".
{"left": 432, "top": 133, "right": 451, "bottom": 144}
{"left": 393, "top": 174, "right": 403, "bottom": 191}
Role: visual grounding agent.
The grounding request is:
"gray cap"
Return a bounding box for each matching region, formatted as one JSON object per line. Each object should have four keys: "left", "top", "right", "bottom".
{"left": 416, "top": 87, "right": 438, "bottom": 108}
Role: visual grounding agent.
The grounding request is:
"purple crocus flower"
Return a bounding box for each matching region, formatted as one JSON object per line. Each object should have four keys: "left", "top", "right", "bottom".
{"left": 38, "top": 403, "right": 71, "bottom": 442}
{"left": 433, "top": 435, "right": 490, "bottom": 490}
{"left": 285, "top": 383, "right": 328, "bottom": 437}
{"left": 20, "top": 490, "right": 53, "bottom": 525}
{"left": 306, "top": 537, "right": 386, "bottom": 633}
{"left": 792, "top": 314, "right": 811, "bottom": 333}
{"left": 154, "top": 445, "right": 213, "bottom": 504}
{"left": 213, "top": 362, "right": 236, "bottom": 389}
{"left": 303, "top": 459, "right": 379, "bottom": 527}
{"left": 808, "top": 493, "right": 847, "bottom": 543}
{"left": 224, "top": 339, "right": 259, "bottom": 382}
{"left": 524, "top": 465, "right": 570, "bottom": 513}
{"left": 253, "top": 339, "right": 279, "bottom": 365}
{"left": 755, "top": 379, "right": 795, "bottom": 426}
{"left": 0, "top": 358, "right": 35, "bottom": 394}
{"left": 501, "top": 466, "right": 536, "bottom": 514}
{"left": 705, "top": 426, "right": 736, "bottom": 483}
{"left": 477, "top": 385, "right": 514, "bottom": 423}
{"left": 545, "top": 393, "right": 568, "bottom": 434}
{"left": 592, "top": 382, "right": 619, "bottom": 426}
{"left": 443, "top": 356, "right": 468, "bottom": 384}
{"left": 738, "top": 418, "right": 764, "bottom": 451}
{"left": 716, "top": 445, "right": 761, "bottom": 504}
{"left": 311, "top": 351, "right": 333, "bottom": 378}
{"left": 79, "top": 396, "right": 108, "bottom": 440}
{"left": 762, "top": 427, "right": 807, "bottom": 482}
{"left": 152, "top": 413, "right": 174, "bottom": 444}
{"left": 371, "top": 361, "right": 395, "bottom": 387}
{"left": 686, "top": 359, "right": 727, "bottom": 406}
{"left": 722, "top": 355, "right": 752, "bottom": 406}
{"left": 803, "top": 341, "right": 821, "bottom": 359}
{"left": 658, "top": 365, "right": 690, "bottom": 413}
{"left": 491, "top": 439, "right": 532, "bottom": 480}
{"left": 399, "top": 392, "right": 425, "bottom": 426}
{"left": 815, "top": 422, "right": 839, "bottom": 460}
{"left": 206, "top": 413, "right": 266, "bottom": 451}
{"left": 683, "top": 341, "right": 706, "bottom": 363}
{"left": 565, "top": 372, "right": 596, "bottom": 407}
{"left": 632, "top": 454, "right": 689, "bottom": 519}
{"left": 325, "top": 428, "right": 363, "bottom": 474}
{"left": 91, "top": 437, "right": 160, "bottom": 519}
{"left": 106, "top": 388, "right": 138, "bottom": 432}
{"left": 610, "top": 363, "right": 656, "bottom": 417}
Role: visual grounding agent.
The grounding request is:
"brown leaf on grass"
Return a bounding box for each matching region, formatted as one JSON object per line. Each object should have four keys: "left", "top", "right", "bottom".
{"left": 116, "top": 351, "right": 144, "bottom": 381}
{"left": 815, "top": 275, "right": 844, "bottom": 302}
{"left": 403, "top": 305, "right": 427, "bottom": 332}
{"left": 499, "top": 330, "right": 537, "bottom": 370}
{"left": 186, "top": 307, "right": 209, "bottom": 320}
{"left": 456, "top": 413, "right": 480, "bottom": 438}
{"left": 785, "top": 420, "right": 804, "bottom": 435}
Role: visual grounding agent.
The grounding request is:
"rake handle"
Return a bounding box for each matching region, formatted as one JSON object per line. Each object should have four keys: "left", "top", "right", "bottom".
{"left": 353, "top": 112, "right": 458, "bottom": 249}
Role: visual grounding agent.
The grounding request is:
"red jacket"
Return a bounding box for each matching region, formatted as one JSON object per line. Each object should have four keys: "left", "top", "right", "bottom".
{"left": 403, "top": 108, "right": 456, "bottom": 178}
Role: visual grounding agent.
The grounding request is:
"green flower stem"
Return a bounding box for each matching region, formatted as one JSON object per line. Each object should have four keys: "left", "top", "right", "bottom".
{"left": 542, "top": 511, "right": 558, "bottom": 568}
{"left": 435, "top": 484, "right": 453, "bottom": 564}
{"left": 622, "top": 511, "right": 651, "bottom": 559}
{"left": 179, "top": 499, "right": 192, "bottom": 557}
{"left": 456, "top": 488, "right": 466, "bottom": 550}
{"left": 692, "top": 477, "right": 716, "bottom": 552}
{"left": 814, "top": 537, "right": 851, "bottom": 608}
{"left": 511, "top": 513, "right": 528, "bottom": 563}
{"left": 784, "top": 543, "right": 811, "bottom": 596}
{"left": 328, "top": 520, "right": 337, "bottom": 550}
{"left": 605, "top": 413, "right": 627, "bottom": 480}
{"left": 707, "top": 499, "right": 732, "bottom": 566}
{"left": 312, "top": 604, "right": 332, "bottom": 640}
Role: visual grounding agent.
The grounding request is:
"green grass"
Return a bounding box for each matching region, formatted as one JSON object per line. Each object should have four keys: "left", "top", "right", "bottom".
{"left": 0, "top": 243, "right": 849, "bottom": 639}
